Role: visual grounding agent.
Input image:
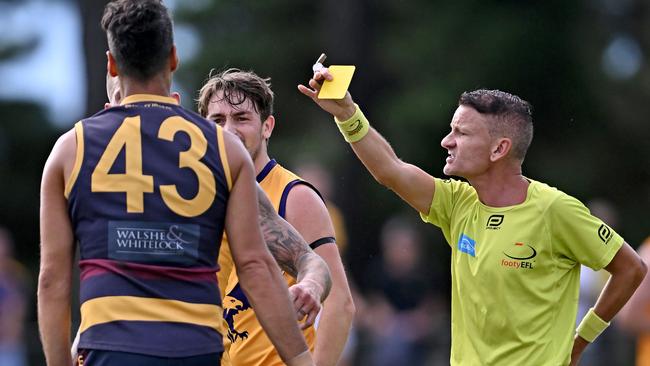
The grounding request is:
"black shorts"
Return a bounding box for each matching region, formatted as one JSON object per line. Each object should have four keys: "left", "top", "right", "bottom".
{"left": 76, "top": 349, "right": 222, "bottom": 366}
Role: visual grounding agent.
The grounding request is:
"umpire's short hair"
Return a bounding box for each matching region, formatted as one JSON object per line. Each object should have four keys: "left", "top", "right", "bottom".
{"left": 459, "top": 89, "right": 534, "bottom": 161}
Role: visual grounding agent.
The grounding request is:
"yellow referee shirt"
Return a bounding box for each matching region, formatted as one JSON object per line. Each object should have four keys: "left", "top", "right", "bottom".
{"left": 421, "top": 178, "right": 623, "bottom": 365}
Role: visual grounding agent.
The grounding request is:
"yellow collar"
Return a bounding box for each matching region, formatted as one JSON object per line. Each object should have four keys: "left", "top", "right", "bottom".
{"left": 120, "top": 94, "right": 179, "bottom": 106}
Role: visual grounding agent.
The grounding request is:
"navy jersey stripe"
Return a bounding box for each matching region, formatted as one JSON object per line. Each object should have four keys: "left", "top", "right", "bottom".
{"left": 256, "top": 158, "right": 277, "bottom": 182}
{"left": 79, "top": 321, "right": 223, "bottom": 357}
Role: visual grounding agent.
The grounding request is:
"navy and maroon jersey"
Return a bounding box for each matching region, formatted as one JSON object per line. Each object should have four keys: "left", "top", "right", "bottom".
{"left": 66, "top": 94, "right": 232, "bottom": 357}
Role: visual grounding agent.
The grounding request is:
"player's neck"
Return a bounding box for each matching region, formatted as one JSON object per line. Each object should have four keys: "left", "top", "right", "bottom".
{"left": 253, "top": 152, "right": 271, "bottom": 176}
{"left": 120, "top": 75, "right": 171, "bottom": 101}
{"left": 469, "top": 168, "right": 529, "bottom": 208}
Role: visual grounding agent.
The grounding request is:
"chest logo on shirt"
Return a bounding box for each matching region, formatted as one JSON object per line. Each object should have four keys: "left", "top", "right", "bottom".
{"left": 458, "top": 234, "right": 476, "bottom": 257}
{"left": 107, "top": 221, "right": 200, "bottom": 265}
{"left": 501, "top": 242, "right": 537, "bottom": 269}
{"left": 486, "top": 214, "right": 504, "bottom": 229}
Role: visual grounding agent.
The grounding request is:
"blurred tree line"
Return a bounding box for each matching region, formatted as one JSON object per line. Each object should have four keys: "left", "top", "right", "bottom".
{"left": 168, "top": 0, "right": 650, "bottom": 285}
{"left": 0, "top": 0, "right": 647, "bottom": 363}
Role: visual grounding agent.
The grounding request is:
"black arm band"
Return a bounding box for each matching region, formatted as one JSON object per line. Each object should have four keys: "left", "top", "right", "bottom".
{"left": 309, "top": 236, "right": 336, "bottom": 250}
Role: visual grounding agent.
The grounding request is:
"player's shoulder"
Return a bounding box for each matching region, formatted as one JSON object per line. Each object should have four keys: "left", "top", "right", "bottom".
{"left": 43, "top": 126, "right": 78, "bottom": 182}
{"left": 284, "top": 176, "right": 330, "bottom": 222}
{"left": 286, "top": 183, "right": 324, "bottom": 207}
{"left": 220, "top": 127, "right": 251, "bottom": 172}
{"left": 220, "top": 126, "right": 243, "bottom": 149}
{"left": 51, "top": 126, "right": 77, "bottom": 161}
{"left": 280, "top": 165, "right": 324, "bottom": 204}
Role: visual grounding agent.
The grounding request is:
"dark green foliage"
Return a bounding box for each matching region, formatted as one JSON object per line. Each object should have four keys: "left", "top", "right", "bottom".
{"left": 0, "top": 101, "right": 58, "bottom": 269}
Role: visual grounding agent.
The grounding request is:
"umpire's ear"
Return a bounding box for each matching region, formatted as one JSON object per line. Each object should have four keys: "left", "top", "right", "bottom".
{"left": 490, "top": 137, "right": 513, "bottom": 163}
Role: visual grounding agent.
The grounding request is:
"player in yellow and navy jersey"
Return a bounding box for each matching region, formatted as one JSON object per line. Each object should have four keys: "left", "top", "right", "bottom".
{"left": 68, "top": 72, "right": 334, "bottom": 364}
{"left": 37, "top": 1, "right": 316, "bottom": 365}
{"left": 299, "top": 69, "right": 647, "bottom": 365}
{"left": 198, "top": 69, "right": 355, "bottom": 366}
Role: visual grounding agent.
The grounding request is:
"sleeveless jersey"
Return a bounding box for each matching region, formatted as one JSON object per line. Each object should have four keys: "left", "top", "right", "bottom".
{"left": 420, "top": 178, "right": 624, "bottom": 365}
{"left": 220, "top": 159, "right": 318, "bottom": 366}
{"left": 66, "top": 94, "right": 232, "bottom": 357}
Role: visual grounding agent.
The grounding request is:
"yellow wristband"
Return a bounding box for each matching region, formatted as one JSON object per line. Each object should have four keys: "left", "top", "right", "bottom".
{"left": 576, "top": 308, "right": 610, "bottom": 343}
{"left": 334, "top": 104, "right": 370, "bottom": 143}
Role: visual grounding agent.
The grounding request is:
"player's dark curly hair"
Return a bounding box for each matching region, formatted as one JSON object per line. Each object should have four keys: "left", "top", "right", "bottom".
{"left": 197, "top": 68, "right": 274, "bottom": 122}
{"left": 459, "top": 89, "right": 534, "bottom": 161}
{"left": 101, "top": 0, "right": 173, "bottom": 81}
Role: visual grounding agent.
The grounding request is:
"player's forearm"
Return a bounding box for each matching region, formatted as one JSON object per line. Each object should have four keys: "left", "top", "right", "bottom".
{"left": 349, "top": 127, "right": 404, "bottom": 190}
{"left": 237, "top": 256, "right": 310, "bottom": 362}
{"left": 258, "top": 189, "right": 332, "bottom": 300}
{"left": 313, "top": 289, "right": 355, "bottom": 366}
{"left": 257, "top": 184, "right": 302, "bottom": 278}
{"left": 592, "top": 245, "right": 647, "bottom": 322}
{"left": 618, "top": 292, "right": 650, "bottom": 333}
{"left": 593, "top": 265, "right": 646, "bottom": 322}
{"left": 38, "top": 271, "right": 72, "bottom": 366}
{"left": 295, "top": 252, "right": 331, "bottom": 303}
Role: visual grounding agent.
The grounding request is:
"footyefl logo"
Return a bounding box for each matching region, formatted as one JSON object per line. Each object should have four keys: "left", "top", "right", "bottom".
{"left": 501, "top": 242, "right": 537, "bottom": 269}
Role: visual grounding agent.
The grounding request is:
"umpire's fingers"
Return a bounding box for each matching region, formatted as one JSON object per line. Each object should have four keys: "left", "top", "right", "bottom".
{"left": 297, "top": 84, "right": 318, "bottom": 100}
{"left": 308, "top": 77, "right": 323, "bottom": 91}
{"left": 315, "top": 69, "right": 333, "bottom": 82}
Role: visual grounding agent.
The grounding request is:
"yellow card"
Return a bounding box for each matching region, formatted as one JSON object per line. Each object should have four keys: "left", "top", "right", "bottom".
{"left": 318, "top": 65, "right": 356, "bottom": 99}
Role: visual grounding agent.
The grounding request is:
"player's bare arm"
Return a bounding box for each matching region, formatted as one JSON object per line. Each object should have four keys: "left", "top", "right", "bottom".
{"left": 570, "top": 242, "right": 647, "bottom": 365}
{"left": 38, "top": 129, "right": 77, "bottom": 366}
{"left": 257, "top": 185, "right": 330, "bottom": 291}
{"left": 286, "top": 185, "right": 355, "bottom": 366}
{"left": 617, "top": 243, "right": 650, "bottom": 333}
{"left": 298, "top": 70, "right": 435, "bottom": 214}
{"left": 256, "top": 185, "right": 332, "bottom": 329}
{"left": 222, "top": 130, "right": 313, "bottom": 365}
{"left": 258, "top": 186, "right": 332, "bottom": 288}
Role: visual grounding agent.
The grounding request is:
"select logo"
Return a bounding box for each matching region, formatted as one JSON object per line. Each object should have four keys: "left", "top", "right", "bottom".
{"left": 486, "top": 214, "right": 504, "bottom": 229}
{"left": 501, "top": 242, "right": 536, "bottom": 269}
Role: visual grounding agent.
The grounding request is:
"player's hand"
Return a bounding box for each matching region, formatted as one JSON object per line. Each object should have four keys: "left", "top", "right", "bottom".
{"left": 297, "top": 69, "right": 357, "bottom": 121}
{"left": 569, "top": 335, "right": 588, "bottom": 365}
{"left": 288, "top": 280, "right": 322, "bottom": 329}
